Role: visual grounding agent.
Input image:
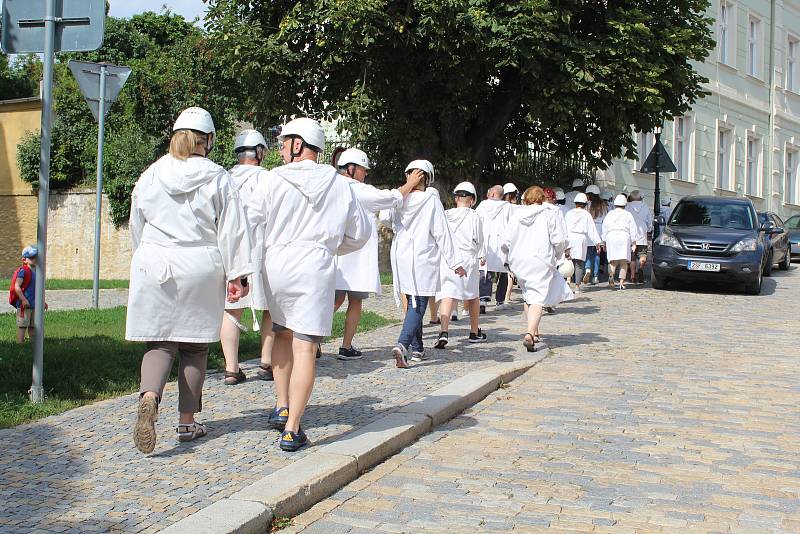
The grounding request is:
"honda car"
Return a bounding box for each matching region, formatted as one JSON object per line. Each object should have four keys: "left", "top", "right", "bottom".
{"left": 652, "top": 196, "right": 779, "bottom": 294}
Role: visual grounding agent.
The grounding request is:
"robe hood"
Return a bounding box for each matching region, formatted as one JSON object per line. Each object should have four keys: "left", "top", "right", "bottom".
{"left": 476, "top": 199, "right": 509, "bottom": 220}
{"left": 153, "top": 154, "right": 226, "bottom": 195}
{"left": 511, "top": 204, "right": 549, "bottom": 226}
{"left": 229, "top": 164, "right": 264, "bottom": 190}
{"left": 271, "top": 160, "right": 337, "bottom": 208}
{"left": 446, "top": 206, "right": 474, "bottom": 233}
{"left": 398, "top": 190, "right": 438, "bottom": 226}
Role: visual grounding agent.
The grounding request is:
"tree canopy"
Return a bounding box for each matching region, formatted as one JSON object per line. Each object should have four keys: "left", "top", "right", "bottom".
{"left": 206, "top": 0, "right": 714, "bottom": 188}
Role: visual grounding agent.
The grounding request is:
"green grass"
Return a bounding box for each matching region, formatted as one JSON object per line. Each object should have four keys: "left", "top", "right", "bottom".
{"left": 0, "top": 278, "right": 129, "bottom": 290}
{"left": 0, "top": 307, "right": 394, "bottom": 428}
{"left": 380, "top": 271, "right": 393, "bottom": 286}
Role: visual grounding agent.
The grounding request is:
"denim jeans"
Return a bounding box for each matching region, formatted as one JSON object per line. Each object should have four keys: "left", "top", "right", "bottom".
{"left": 585, "top": 246, "right": 601, "bottom": 279}
{"left": 398, "top": 295, "right": 429, "bottom": 353}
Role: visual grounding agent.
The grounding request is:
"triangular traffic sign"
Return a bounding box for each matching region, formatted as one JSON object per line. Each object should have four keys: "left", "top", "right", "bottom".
{"left": 68, "top": 60, "right": 132, "bottom": 122}
{"left": 639, "top": 138, "right": 677, "bottom": 173}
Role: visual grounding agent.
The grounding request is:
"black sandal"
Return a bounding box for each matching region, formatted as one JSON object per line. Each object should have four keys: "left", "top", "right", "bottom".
{"left": 224, "top": 369, "right": 247, "bottom": 385}
{"left": 523, "top": 333, "right": 537, "bottom": 353}
{"left": 256, "top": 364, "right": 274, "bottom": 381}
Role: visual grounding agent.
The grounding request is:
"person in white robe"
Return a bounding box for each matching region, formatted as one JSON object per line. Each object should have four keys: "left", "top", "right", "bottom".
{"left": 246, "top": 117, "right": 371, "bottom": 452}
{"left": 127, "top": 107, "right": 253, "bottom": 454}
{"left": 602, "top": 194, "right": 641, "bottom": 290}
{"left": 502, "top": 186, "right": 573, "bottom": 353}
{"left": 434, "top": 181, "right": 486, "bottom": 349}
{"left": 219, "top": 129, "right": 276, "bottom": 385}
{"left": 565, "top": 193, "right": 603, "bottom": 293}
{"left": 564, "top": 178, "right": 586, "bottom": 210}
{"left": 626, "top": 190, "right": 653, "bottom": 284}
{"left": 475, "top": 185, "right": 512, "bottom": 311}
{"left": 382, "top": 160, "right": 466, "bottom": 368}
{"left": 333, "top": 148, "right": 423, "bottom": 360}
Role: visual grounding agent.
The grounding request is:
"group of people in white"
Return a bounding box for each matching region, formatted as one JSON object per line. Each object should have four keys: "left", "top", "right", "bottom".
{"left": 126, "top": 106, "right": 655, "bottom": 455}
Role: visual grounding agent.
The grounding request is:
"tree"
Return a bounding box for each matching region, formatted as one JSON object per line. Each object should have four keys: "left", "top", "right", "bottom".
{"left": 0, "top": 52, "right": 40, "bottom": 100}
{"left": 205, "top": 0, "right": 714, "bottom": 188}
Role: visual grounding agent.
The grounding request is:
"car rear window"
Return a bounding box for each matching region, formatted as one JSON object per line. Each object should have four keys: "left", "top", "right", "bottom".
{"left": 786, "top": 216, "right": 800, "bottom": 229}
{"left": 670, "top": 200, "right": 755, "bottom": 230}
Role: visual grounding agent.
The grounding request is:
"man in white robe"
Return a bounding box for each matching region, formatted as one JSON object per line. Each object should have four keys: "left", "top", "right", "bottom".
{"left": 603, "top": 194, "right": 641, "bottom": 289}
{"left": 333, "top": 148, "right": 423, "bottom": 360}
{"left": 625, "top": 190, "right": 653, "bottom": 284}
{"left": 476, "top": 185, "right": 512, "bottom": 311}
{"left": 246, "top": 117, "right": 371, "bottom": 451}
{"left": 564, "top": 193, "right": 602, "bottom": 293}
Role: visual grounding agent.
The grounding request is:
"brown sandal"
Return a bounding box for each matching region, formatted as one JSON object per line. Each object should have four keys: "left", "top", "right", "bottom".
{"left": 224, "top": 369, "right": 246, "bottom": 385}
{"left": 256, "top": 364, "right": 274, "bottom": 381}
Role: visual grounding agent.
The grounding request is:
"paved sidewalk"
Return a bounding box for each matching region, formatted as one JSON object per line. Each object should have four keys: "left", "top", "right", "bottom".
{"left": 289, "top": 269, "right": 800, "bottom": 533}
{"left": 0, "top": 288, "right": 533, "bottom": 533}
{"left": 2, "top": 288, "right": 130, "bottom": 314}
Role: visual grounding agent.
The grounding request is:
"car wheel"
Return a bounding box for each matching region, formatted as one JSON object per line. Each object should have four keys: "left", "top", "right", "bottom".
{"left": 779, "top": 249, "right": 791, "bottom": 271}
{"left": 651, "top": 270, "right": 667, "bottom": 290}
{"left": 744, "top": 270, "right": 762, "bottom": 295}
{"left": 762, "top": 251, "right": 773, "bottom": 277}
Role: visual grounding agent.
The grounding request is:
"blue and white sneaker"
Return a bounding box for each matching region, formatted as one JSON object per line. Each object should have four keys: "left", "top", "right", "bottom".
{"left": 268, "top": 406, "right": 289, "bottom": 431}
{"left": 279, "top": 427, "right": 309, "bottom": 452}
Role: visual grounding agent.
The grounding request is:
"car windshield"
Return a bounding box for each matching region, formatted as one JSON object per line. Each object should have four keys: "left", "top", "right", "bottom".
{"left": 669, "top": 200, "right": 755, "bottom": 230}
{"left": 786, "top": 215, "right": 800, "bottom": 229}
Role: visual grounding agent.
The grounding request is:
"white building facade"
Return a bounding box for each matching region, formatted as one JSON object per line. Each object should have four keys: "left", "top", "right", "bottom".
{"left": 597, "top": 0, "right": 800, "bottom": 223}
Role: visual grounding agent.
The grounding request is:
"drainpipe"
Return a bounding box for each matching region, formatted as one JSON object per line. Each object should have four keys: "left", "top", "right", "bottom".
{"left": 767, "top": 0, "right": 777, "bottom": 211}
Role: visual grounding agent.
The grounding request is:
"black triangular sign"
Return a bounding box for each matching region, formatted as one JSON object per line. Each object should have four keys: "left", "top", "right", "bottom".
{"left": 640, "top": 139, "right": 677, "bottom": 173}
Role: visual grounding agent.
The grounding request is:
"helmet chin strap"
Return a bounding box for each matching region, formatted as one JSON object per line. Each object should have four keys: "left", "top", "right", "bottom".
{"left": 289, "top": 136, "right": 305, "bottom": 162}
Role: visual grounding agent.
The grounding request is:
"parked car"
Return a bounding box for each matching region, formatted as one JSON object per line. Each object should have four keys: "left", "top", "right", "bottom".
{"left": 652, "top": 196, "right": 780, "bottom": 294}
{"left": 757, "top": 212, "right": 791, "bottom": 274}
{"left": 786, "top": 214, "right": 800, "bottom": 258}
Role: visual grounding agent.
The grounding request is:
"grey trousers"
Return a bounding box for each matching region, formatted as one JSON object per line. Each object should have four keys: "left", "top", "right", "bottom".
{"left": 140, "top": 341, "right": 208, "bottom": 413}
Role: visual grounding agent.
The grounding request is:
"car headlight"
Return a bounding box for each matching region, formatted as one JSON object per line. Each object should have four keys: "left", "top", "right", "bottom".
{"left": 658, "top": 232, "right": 681, "bottom": 248}
{"left": 731, "top": 237, "right": 758, "bottom": 252}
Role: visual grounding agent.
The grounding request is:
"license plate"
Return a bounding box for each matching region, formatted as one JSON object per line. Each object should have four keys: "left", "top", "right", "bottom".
{"left": 688, "top": 261, "right": 721, "bottom": 272}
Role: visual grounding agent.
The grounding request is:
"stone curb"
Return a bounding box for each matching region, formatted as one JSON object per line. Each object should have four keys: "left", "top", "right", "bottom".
{"left": 157, "top": 346, "right": 550, "bottom": 533}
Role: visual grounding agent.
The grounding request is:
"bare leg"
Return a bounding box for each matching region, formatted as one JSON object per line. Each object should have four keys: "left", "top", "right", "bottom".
{"left": 16, "top": 327, "right": 25, "bottom": 344}
{"left": 260, "top": 310, "right": 274, "bottom": 367}
{"left": 284, "top": 338, "right": 316, "bottom": 433}
{"left": 438, "top": 298, "right": 454, "bottom": 333}
{"left": 429, "top": 298, "right": 439, "bottom": 323}
{"left": 467, "top": 298, "right": 480, "bottom": 333}
{"left": 505, "top": 275, "right": 514, "bottom": 303}
{"left": 342, "top": 297, "right": 362, "bottom": 349}
{"left": 220, "top": 308, "right": 244, "bottom": 373}
{"left": 272, "top": 330, "right": 294, "bottom": 409}
{"left": 526, "top": 303, "right": 544, "bottom": 338}
{"left": 333, "top": 292, "right": 346, "bottom": 312}
{"left": 629, "top": 259, "right": 637, "bottom": 282}
{"left": 619, "top": 264, "right": 628, "bottom": 288}
{"left": 608, "top": 261, "right": 618, "bottom": 286}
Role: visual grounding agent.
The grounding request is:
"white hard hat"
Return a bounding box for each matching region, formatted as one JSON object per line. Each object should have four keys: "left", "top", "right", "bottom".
{"left": 502, "top": 183, "right": 518, "bottom": 195}
{"left": 574, "top": 192, "right": 589, "bottom": 205}
{"left": 661, "top": 197, "right": 672, "bottom": 206}
{"left": 405, "top": 160, "right": 435, "bottom": 184}
{"left": 234, "top": 129, "right": 267, "bottom": 151}
{"left": 173, "top": 107, "right": 215, "bottom": 134}
{"left": 555, "top": 190, "right": 566, "bottom": 201}
{"left": 571, "top": 178, "right": 584, "bottom": 187}
{"left": 337, "top": 148, "right": 371, "bottom": 170}
{"left": 558, "top": 260, "right": 575, "bottom": 279}
{"left": 614, "top": 194, "right": 628, "bottom": 207}
{"left": 585, "top": 184, "right": 601, "bottom": 195}
{"left": 453, "top": 181, "right": 477, "bottom": 197}
{"left": 601, "top": 190, "right": 614, "bottom": 201}
{"left": 278, "top": 117, "right": 325, "bottom": 151}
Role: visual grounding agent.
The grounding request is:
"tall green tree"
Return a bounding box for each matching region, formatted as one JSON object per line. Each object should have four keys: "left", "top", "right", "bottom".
{"left": 206, "top": 0, "right": 714, "bottom": 187}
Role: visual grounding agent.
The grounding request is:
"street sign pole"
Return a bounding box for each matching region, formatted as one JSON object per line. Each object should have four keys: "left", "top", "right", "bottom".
{"left": 92, "top": 65, "right": 107, "bottom": 309}
{"left": 653, "top": 131, "right": 661, "bottom": 241}
{"left": 30, "top": 0, "right": 56, "bottom": 404}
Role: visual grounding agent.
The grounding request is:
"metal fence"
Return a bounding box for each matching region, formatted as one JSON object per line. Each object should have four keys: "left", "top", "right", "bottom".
{"left": 485, "top": 148, "right": 596, "bottom": 189}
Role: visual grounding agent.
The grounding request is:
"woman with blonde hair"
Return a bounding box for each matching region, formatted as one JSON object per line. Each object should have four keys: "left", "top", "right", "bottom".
{"left": 502, "top": 186, "right": 572, "bottom": 352}
{"left": 127, "top": 107, "right": 253, "bottom": 454}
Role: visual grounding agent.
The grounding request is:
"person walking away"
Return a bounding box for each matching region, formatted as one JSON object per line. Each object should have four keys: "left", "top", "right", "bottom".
{"left": 542, "top": 188, "right": 571, "bottom": 313}
{"left": 625, "top": 190, "right": 653, "bottom": 284}
{"left": 127, "top": 107, "right": 253, "bottom": 454}
{"left": 333, "top": 148, "right": 423, "bottom": 360}
{"left": 564, "top": 193, "right": 602, "bottom": 294}
{"left": 246, "top": 117, "right": 371, "bottom": 452}
{"left": 502, "top": 187, "right": 572, "bottom": 352}
{"left": 564, "top": 178, "right": 586, "bottom": 210}
{"left": 555, "top": 189, "right": 570, "bottom": 218}
{"left": 585, "top": 185, "right": 607, "bottom": 284}
{"left": 435, "top": 182, "right": 486, "bottom": 348}
{"left": 10, "top": 246, "right": 47, "bottom": 344}
{"left": 383, "top": 160, "right": 466, "bottom": 367}
{"left": 476, "top": 185, "right": 512, "bottom": 311}
{"left": 602, "top": 194, "right": 640, "bottom": 290}
{"left": 220, "top": 129, "right": 275, "bottom": 385}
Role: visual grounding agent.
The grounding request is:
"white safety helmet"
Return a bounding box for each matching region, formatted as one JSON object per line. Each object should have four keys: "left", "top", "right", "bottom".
{"left": 614, "top": 194, "right": 628, "bottom": 207}
{"left": 502, "top": 182, "right": 518, "bottom": 195}
{"left": 234, "top": 129, "right": 267, "bottom": 151}
{"left": 574, "top": 192, "right": 589, "bottom": 205}
{"left": 555, "top": 190, "right": 566, "bottom": 201}
{"left": 571, "top": 178, "right": 585, "bottom": 188}
{"left": 585, "top": 184, "right": 601, "bottom": 195}
{"left": 405, "top": 160, "right": 435, "bottom": 186}
{"left": 558, "top": 260, "right": 575, "bottom": 279}
{"left": 661, "top": 196, "right": 672, "bottom": 206}
{"left": 278, "top": 117, "right": 325, "bottom": 152}
{"left": 173, "top": 107, "right": 215, "bottom": 134}
{"left": 337, "top": 148, "right": 371, "bottom": 170}
{"left": 453, "top": 181, "right": 477, "bottom": 197}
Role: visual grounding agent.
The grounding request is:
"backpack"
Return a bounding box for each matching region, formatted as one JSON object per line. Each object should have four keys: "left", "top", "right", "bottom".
{"left": 8, "top": 264, "right": 32, "bottom": 307}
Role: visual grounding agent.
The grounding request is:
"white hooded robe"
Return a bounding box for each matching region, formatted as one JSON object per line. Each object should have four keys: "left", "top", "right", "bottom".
{"left": 474, "top": 199, "right": 511, "bottom": 273}
{"left": 246, "top": 160, "right": 371, "bottom": 337}
{"left": 564, "top": 208, "right": 602, "bottom": 262}
{"left": 626, "top": 200, "right": 653, "bottom": 246}
{"left": 436, "top": 207, "right": 485, "bottom": 301}
{"left": 602, "top": 208, "right": 640, "bottom": 261}
{"left": 126, "top": 155, "right": 254, "bottom": 342}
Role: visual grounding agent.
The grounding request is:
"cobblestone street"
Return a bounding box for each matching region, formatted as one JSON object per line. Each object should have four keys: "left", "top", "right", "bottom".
{"left": 289, "top": 269, "right": 800, "bottom": 533}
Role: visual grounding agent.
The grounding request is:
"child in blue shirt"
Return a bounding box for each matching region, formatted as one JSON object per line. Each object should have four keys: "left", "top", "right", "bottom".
{"left": 11, "top": 246, "right": 44, "bottom": 343}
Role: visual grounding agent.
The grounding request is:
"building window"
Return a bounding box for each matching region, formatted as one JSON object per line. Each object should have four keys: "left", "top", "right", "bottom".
{"left": 788, "top": 37, "right": 798, "bottom": 92}
{"left": 673, "top": 116, "right": 692, "bottom": 181}
{"left": 746, "top": 135, "right": 761, "bottom": 196}
{"left": 786, "top": 150, "right": 798, "bottom": 205}
{"left": 719, "top": 2, "right": 732, "bottom": 65}
{"left": 747, "top": 17, "right": 760, "bottom": 77}
{"left": 717, "top": 128, "right": 732, "bottom": 190}
{"left": 636, "top": 131, "right": 654, "bottom": 169}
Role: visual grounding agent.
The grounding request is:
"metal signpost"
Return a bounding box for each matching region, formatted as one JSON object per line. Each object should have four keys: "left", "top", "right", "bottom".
{"left": 640, "top": 133, "right": 677, "bottom": 241}
{"left": 1, "top": 0, "right": 105, "bottom": 403}
{"left": 69, "top": 60, "right": 131, "bottom": 308}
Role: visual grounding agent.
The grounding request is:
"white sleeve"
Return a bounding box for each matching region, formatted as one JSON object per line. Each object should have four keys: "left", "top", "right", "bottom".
{"left": 337, "top": 187, "right": 373, "bottom": 255}
{"left": 431, "top": 199, "right": 463, "bottom": 269}
{"left": 475, "top": 214, "right": 486, "bottom": 259}
{"left": 354, "top": 183, "right": 404, "bottom": 213}
{"left": 216, "top": 175, "right": 255, "bottom": 280}
{"left": 129, "top": 182, "right": 145, "bottom": 250}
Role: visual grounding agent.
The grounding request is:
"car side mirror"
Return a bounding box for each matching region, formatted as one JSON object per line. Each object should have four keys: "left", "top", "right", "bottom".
{"left": 761, "top": 221, "right": 775, "bottom": 233}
